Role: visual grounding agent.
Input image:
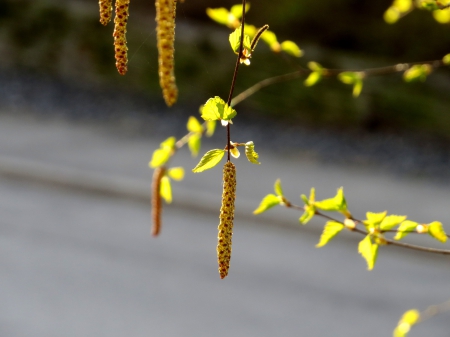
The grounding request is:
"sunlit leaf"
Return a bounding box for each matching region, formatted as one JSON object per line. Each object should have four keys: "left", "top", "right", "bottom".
{"left": 443, "top": 53, "right": 450, "bottom": 65}
{"left": 316, "top": 221, "right": 345, "bottom": 247}
{"left": 403, "top": 64, "right": 432, "bottom": 82}
{"left": 380, "top": 215, "right": 407, "bottom": 230}
{"left": 393, "top": 309, "right": 420, "bottom": 337}
{"left": 274, "top": 179, "right": 283, "bottom": 196}
{"left": 433, "top": 8, "right": 450, "bottom": 23}
{"left": 167, "top": 167, "right": 184, "bottom": 181}
{"left": 243, "top": 24, "right": 257, "bottom": 38}
{"left": 206, "top": 7, "right": 230, "bottom": 26}
{"left": 301, "top": 194, "right": 309, "bottom": 205}
{"left": 280, "top": 40, "right": 303, "bottom": 57}
{"left": 260, "top": 30, "right": 280, "bottom": 51}
{"left": 149, "top": 148, "right": 171, "bottom": 168}
{"left": 384, "top": 7, "right": 401, "bottom": 24}
{"left": 161, "top": 136, "right": 176, "bottom": 150}
{"left": 187, "top": 116, "right": 203, "bottom": 133}
{"left": 428, "top": 221, "right": 447, "bottom": 243}
{"left": 188, "top": 133, "right": 201, "bottom": 157}
{"left": 315, "top": 187, "right": 347, "bottom": 212}
{"left": 353, "top": 79, "right": 363, "bottom": 97}
{"left": 309, "top": 187, "right": 316, "bottom": 203}
{"left": 253, "top": 194, "right": 281, "bottom": 214}
{"left": 192, "top": 149, "right": 225, "bottom": 173}
{"left": 229, "top": 25, "right": 252, "bottom": 54}
{"left": 358, "top": 234, "right": 378, "bottom": 270}
{"left": 201, "top": 96, "right": 237, "bottom": 122}
{"left": 394, "top": 0, "right": 413, "bottom": 12}
{"left": 299, "top": 205, "right": 315, "bottom": 225}
{"left": 394, "top": 220, "right": 419, "bottom": 240}
{"left": 160, "top": 176, "right": 172, "bottom": 203}
{"left": 364, "top": 211, "right": 387, "bottom": 228}
{"left": 245, "top": 141, "right": 260, "bottom": 164}
{"left": 308, "top": 61, "right": 323, "bottom": 72}
{"left": 304, "top": 72, "right": 322, "bottom": 87}
{"left": 206, "top": 120, "right": 216, "bottom": 137}
{"left": 230, "top": 146, "right": 240, "bottom": 158}
{"left": 230, "top": 3, "right": 250, "bottom": 19}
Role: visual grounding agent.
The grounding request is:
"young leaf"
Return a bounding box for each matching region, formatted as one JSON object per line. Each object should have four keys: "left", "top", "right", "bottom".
{"left": 192, "top": 149, "right": 225, "bottom": 173}
{"left": 384, "top": 7, "right": 401, "bottom": 24}
{"left": 428, "top": 221, "right": 447, "bottom": 243}
{"left": 314, "top": 187, "right": 346, "bottom": 212}
{"left": 433, "top": 7, "right": 450, "bottom": 24}
{"left": 358, "top": 234, "right": 379, "bottom": 270}
{"left": 394, "top": 220, "right": 419, "bottom": 240}
{"left": 364, "top": 211, "right": 387, "bottom": 228}
{"left": 380, "top": 215, "right": 407, "bottom": 231}
{"left": 167, "top": 167, "right": 184, "bottom": 181}
{"left": 253, "top": 194, "right": 281, "bottom": 214}
{"left": 188, "top": 133, "right": 201, "bottom": 157}
{"left": 352, "top": 79, "right": 363, "bottom": 97}
{"left": 274, "top": 179, "right": 283, "bottom": 196}
{"left": 244, "top": 141, "right": 260, "bottom": 164}
{"left": 403, "top": 64, "right": 432, "bottom": 82}
{"left": 308, "top": 61, "right": 323, "bottom": 72}
{"left": 316, "top": 221, "right": 345, "bottom": 248}
{"left": 299, "top": 206, "right": 315, "bottom": 225}
{"left": 280, "top": 41, "right": 303, "bottom": 57}
{"left": 304, "top": 72, "right": 322, "bottom": 87}
{"left": 206, "top": 120, "right": 216, "bottom": 137}
{"left": 161, "top": 136, "right": 176, "bottom": 150}
{"left": 260, "top": 30, "right": 280, "bottom": 52}
{"left": 230, "top": 3, "right": 250, "bottom": 19}
{"left": 443, "top": 54, "right": 450, "bottom": 65}
{"left": 187, "top": 116, "right": 203, "bottom": 133}
{"left": 301, "top": 194, "right": 309, "bottom": 205}
{"left": 149, "top": 148, "right": 171, "bottom": 168}
{"left": 206, "top": 7, "right": 230, "bottom": 26}
{"left": 393, "top": 309, "right": 420, "bottom": 337}
{"left": 160, "top": 176, "right": 172, "bottom": 204}
{"left": 309, "top": 187, "right": 316, "bottom": 203}
{"left": 230, "top": 146, "right": 240, "bottom": 158}
{"left": 201, "top": 97, "right": 237, "bottom": 122}
{"left": 229, "top": 25, "right": 252, "bottom": 54}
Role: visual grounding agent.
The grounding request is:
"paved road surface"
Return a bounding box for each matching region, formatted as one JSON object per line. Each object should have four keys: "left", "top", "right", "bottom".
{"left": 1, "top": 115, "right": 450, "bottom": 337}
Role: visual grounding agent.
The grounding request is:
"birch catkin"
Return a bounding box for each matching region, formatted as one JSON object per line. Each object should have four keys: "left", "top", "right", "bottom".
{"left": 113, "top": 0, "right": 130, "bottom": 75}
{"left": 217, "top": 161, "right": 236, "bottom": 279}
{"left": 155, "top": 0, "right": 178, "bottom": 106}
{"left": 99, "top": 0, "right": 113, "bottom": 26}
{"left": 151, "top": 167, "right": 166, "bottom": 237}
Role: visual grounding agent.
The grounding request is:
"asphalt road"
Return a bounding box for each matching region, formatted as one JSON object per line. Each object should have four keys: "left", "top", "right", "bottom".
{"left": 1, "top": 116, "right": 450, "bottom": 337}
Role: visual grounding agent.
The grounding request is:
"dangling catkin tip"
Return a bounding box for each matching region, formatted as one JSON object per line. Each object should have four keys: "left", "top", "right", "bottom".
{"left": 113, "top": 0, "right": 130, "bottom": 75}
{"left": 151, "top": 167, "right": 166, "bottom": 237}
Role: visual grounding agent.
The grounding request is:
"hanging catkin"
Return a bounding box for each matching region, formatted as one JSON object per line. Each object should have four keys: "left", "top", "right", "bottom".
{"left": 155, "top": 0, "right": 178, "bottom": 106}
{"left": 151, "top": 167, "right": 166, "bottom": 236}
{"left": 113, "top": 0, "right": 130, "bottom": 75}
{"left": 217, "top": 161, "right": 236, "bottom": 279}
{"left": 99, "top": 0, "right": 113, "bottom": 26}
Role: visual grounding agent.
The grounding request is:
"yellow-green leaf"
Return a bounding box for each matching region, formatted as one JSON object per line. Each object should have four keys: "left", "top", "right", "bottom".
{"left": 443, "top": 54, "right": 450, "bottom": 65}
{"left": 358, "top": 234, "right": 379, "bottom": 270}
{"left": 167, "top": 167, "right": 184, "bottom": 181}
{"left": 403, "top": 64, "right": 432, "bottom": 82}
{"left": 260, "top": 30, "right": 280, "bottom": 51}
{"left": 188, "top": 133, "right": 201, "bottom": 157}
{"left": 304, "top": 72, "right": 322, "bottom": 87}
{"left": 274, "top": 179, "right": 283, "bottom": 196}
{"left": 160, "top": 176, "right": 172, "bottom": 204}
{"left": 394, "top": 220, "right": 419, "bottom": 240}
{"left": 353, "top": 79, "right": 363, "bottom": 97}
{"left": 187, "top": 116, "right": 203, "bottom": 133}
{"left": 316, "top": 221, "right": 344, "bottom": 247}
{"left": 308, "top": 61, "right": 323, "bottom": 72}
{"left": 364, "top": 211, "right": 387, "bottom": 228}
{"left": 299, "top": 205, "right": 315, "bottom": 225}
{"left": 253, "top": 194, "right": 281, "bottom": 214}
{"left": 314, "top": 187, "right": 347, "bottom": 212}
{"left": 192, "top": 149, "right": 225, "bottom": 173}
{"left": 149, "top": 148, "right": 171, "bottom": 168}
{"left": 433, "top": 7, "right": 450, "bottom": 24}
{"left": 301, "top": 194, "right": 309, "bottom": 205}
{"left": 428, "top": 221, "right": 447, "bottom": 243}
{"left": 280, "top": 40, "right": 303, "bottom": 57}
{"left": 380, "top": 215, "right": 407, "bottom": 230}
{"left": 230, "top": 3, "right": 250, "bottom": 19}
{"left": 206, "top": 120, "right": 216, "bottom": 137}
{"left": 206, "top": 8, "right": 230, "bottom": 26}
{"left": 229, "top": 25, "right": 252, "bottom": 54}
{"left": 161, "top": 136, "right": 176, "bottom": 150}
{"left": 201, "top": 96, "right": 237, "bottom": 122}
{"left": 244, "top": 141, "right": 260, "bottom": 164}
{"left": 394, "top": 309, "right": 420, "bottom": 337}
{"left": 384, "top": 6, "right": 401, "bottom": 24}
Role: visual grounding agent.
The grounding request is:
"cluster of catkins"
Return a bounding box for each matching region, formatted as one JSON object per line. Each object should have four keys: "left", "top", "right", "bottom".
{"left": 98, "top": 0, "right": 178, "bottom": 105}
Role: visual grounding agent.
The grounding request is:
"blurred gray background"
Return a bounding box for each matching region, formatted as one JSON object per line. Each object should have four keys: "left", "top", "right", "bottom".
{"left": 1, "top": 0, "right": 450, "bottom": 336}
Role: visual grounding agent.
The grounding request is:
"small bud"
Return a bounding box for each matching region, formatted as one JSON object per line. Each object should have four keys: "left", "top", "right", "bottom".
{"left": 151, "top": 167, "right": 166, "bottom": 236}
{"left": 344, "top": 218, "right": 356, "bottom": 229}
{"left": 416, "top": 224, "right": 428, "bottom": 234}
{"left": 217, "top": 162, "right": 236, "bottom": 279}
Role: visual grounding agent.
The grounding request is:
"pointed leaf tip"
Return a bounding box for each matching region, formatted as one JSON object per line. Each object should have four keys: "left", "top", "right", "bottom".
{"left": 253, "top": 194, "right": 281, "bottom": 214}
{"left": 192, "top": 149, "right": 225, "bottom": 173}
